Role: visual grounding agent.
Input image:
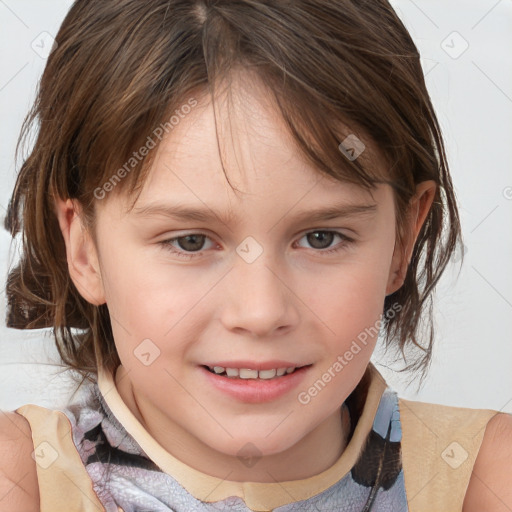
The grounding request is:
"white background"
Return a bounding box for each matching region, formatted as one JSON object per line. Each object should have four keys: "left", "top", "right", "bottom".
{"left": 0, "top": 0, "right": 511, "bottom": 412}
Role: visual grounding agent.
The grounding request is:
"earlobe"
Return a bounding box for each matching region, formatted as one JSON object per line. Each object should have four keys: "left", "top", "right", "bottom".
{"left": 54, "top": 197, "right": 106, "bottom": 306}
{"left": 386, "top": 180, "right": 437, "bottom": 296}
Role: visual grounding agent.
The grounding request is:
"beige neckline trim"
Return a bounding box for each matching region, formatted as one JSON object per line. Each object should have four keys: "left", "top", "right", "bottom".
{"left": 97, "top": 363, "right": 387, "bottom": 511}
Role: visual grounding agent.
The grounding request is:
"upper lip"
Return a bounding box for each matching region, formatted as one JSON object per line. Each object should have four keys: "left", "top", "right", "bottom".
{"left": 202, "top": 360, "right": 311, "bottom": 371}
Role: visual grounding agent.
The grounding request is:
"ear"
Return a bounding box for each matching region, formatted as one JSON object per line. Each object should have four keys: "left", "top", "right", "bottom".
{"left": 54, "top": 197, "right": 106, "bottom": 305}
{"left": 386, "top": 180, "right": 437, "bottom": 296}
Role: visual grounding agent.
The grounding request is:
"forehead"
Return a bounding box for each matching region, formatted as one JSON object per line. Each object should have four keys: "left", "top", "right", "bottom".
{"left": 97, "top": 72, "right": 391, "bottom": 220}
{"left": 142, "top": 83, "right": 384, "bottom": 204}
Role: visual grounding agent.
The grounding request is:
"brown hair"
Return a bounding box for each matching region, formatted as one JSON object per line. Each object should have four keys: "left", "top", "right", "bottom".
{"left": 4, "top": 0, "right": 462, "bottom": 387}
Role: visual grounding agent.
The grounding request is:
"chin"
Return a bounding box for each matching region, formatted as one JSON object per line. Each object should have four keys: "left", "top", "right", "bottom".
{"left": 209, "top": 430, "right": 298, "bottom": 460}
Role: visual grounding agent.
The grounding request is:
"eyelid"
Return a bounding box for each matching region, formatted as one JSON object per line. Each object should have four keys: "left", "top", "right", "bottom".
{"left": 296, "top": 225, "right": 358, "bottom": 238}
{"left": 158, "top": 228, "right": 356, "bottom": 259}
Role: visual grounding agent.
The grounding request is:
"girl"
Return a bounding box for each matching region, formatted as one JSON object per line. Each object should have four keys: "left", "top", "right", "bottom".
{"left": 1, "top": 1, "right": 511, "bottom": 511}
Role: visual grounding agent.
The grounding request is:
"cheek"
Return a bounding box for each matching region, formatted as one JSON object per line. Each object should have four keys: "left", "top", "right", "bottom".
{"left": 96, "top": 242, "right": 165, "bottom": 352}
{"left": 98, "top": 245, "right": 217, "bottom": 348}
{"left": 312, "top": 247, "right": 394, "bottom": 315}
{"left": 303, "top": 236, "right": 395, "bottom": 346}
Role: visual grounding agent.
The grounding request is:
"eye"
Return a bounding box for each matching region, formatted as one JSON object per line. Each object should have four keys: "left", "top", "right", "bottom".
{"left": 294, "top": 230, "right": 354, "bottom": 254}
{"left": 159, "top": 234, "right": 215, "bottom": 259}
{"left": 158, "top": 230, "right": 354, "bottom": 260}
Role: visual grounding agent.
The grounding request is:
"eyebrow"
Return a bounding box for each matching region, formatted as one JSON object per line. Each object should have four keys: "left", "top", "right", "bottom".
{"left": 132, "top": 200, "right": 378, "bottom": 226}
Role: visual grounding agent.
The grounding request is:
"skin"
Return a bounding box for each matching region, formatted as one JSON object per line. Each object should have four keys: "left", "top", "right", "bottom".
{"left": 0, "top": 70, "right": 505, "bottom": 511}
{"left": 463, "top": 413, "right": 512, "bottom": 511}
{"left": 54, "top": 72, "right": 437, "bottom": 483}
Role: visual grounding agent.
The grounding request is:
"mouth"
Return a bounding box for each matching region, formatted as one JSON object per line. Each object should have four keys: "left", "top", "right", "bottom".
{"left": 199, "top": 363, "right": 313, "bottom": 403}
{"left": 201, "top": 364, "right": 312, "bottom": 380}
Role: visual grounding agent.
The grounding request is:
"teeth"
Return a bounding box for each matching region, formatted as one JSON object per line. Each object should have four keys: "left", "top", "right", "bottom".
{"left": 258, "top": 369, "right": 276, "bottom": 379}
{"left": 208, "top": 366, "right": 298, "bottom": 379}
{"left": 239, "top": 368, "right": 259, "bottom": 379}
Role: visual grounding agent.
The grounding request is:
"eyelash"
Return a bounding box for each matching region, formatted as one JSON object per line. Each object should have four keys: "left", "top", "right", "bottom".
{"left": 158, "top": 230, "right": 355, "bottom": 260}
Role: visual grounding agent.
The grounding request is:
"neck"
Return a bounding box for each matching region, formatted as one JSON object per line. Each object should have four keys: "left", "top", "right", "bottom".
{"left": 114, "top": 365, "right": 353, "bottom": 483}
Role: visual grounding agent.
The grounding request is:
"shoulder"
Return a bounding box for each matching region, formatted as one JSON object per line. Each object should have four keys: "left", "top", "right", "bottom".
{"left": 0, "top": 410, "right": 40, "bottom": 511}
{"left": 463, "top": 412, "right": 512, "bottom": 511}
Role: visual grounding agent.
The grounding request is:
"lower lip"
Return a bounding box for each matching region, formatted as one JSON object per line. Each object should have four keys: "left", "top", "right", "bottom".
{"left": 199, "top": 365, "right": 312, "bottom": 403}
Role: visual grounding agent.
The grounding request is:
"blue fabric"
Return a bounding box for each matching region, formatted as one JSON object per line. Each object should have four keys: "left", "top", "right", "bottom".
{"left": 62, "top": 379, "right": 409, "bottom": 511}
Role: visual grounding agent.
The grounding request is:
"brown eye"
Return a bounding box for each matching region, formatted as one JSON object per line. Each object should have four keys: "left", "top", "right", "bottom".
{"left": 175, "top": 234, "right": 206, "bottom": 252}
{"left": 159, "top": 233, "right": 215, "bottom": 259}
{"left": 295, "top": 230, "right": 354, "bottom": 255}
{"left": 306, "top": 231, "right": 335, "bottom": 249}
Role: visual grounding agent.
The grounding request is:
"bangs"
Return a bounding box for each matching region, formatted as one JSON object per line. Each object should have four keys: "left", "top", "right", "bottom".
{"left": 91, "top": 60, "right": 406, "bottom": 230}
{"left": 6, "top": 0, "right": 461, "bottom": 384}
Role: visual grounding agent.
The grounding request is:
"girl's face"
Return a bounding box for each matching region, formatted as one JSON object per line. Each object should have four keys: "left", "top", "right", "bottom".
{"left": 80, "top": 75, "right": 419, "bottom": 478}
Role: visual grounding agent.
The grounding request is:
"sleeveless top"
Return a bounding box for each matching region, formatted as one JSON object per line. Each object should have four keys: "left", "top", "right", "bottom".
{"left": 15, "top": 362, "right": 497, "bottom": 512}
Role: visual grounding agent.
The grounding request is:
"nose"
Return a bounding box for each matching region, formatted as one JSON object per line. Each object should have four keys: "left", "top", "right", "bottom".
{"left": 219, "top": 248, "right": 300, "bottom": 338}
